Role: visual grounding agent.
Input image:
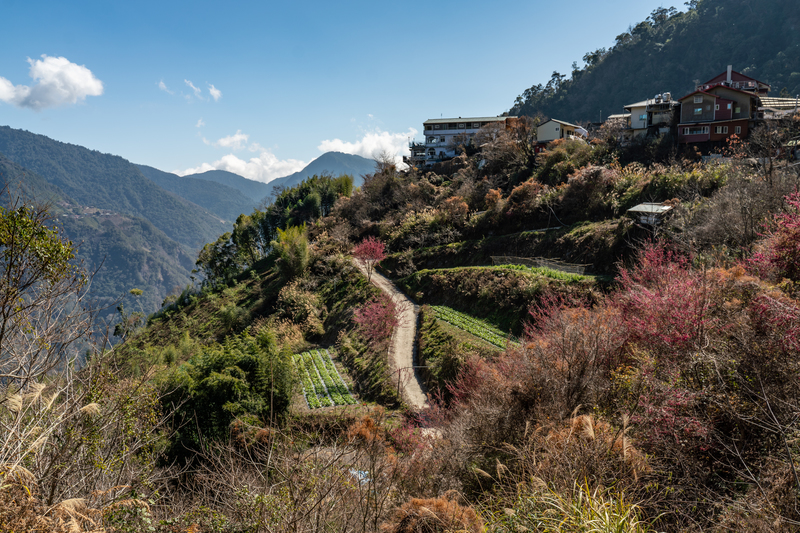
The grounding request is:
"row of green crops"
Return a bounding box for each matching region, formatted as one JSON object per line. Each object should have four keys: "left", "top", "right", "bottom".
{"left": 293, "top": 349, "right": 356, "bottom": 408}
{"left": 495, "top": 263, "right": 590, "bottom": 282}
{"left": 431, "top": 305, "right": 519, "bottom": 348}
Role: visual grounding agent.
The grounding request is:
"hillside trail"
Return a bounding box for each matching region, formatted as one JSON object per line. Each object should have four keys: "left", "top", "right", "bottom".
{"left": 354, "top": 260, "right": 429, "bottom": 410}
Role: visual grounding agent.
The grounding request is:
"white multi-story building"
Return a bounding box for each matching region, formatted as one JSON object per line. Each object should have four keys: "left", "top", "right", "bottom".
{"left": 405, "top": 116, "right": 518, "bottom": 166}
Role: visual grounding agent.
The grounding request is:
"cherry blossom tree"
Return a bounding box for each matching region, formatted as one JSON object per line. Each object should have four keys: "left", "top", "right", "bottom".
{"left": 353, "top": 236, "right": 386, "bottom": 282}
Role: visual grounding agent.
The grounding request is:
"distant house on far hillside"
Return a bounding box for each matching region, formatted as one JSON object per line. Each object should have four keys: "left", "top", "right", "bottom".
{"left": 535, "top": 119, "right": 587, "bottom": 152}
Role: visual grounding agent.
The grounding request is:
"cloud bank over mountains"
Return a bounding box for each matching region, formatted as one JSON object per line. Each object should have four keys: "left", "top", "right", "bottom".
{"left": 0, "top": 55, "right": 103, "bottom": 110}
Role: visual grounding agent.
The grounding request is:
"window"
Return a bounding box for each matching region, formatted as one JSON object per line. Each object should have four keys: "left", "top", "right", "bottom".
{"left": 458, "top": 123, "right": 466, "bottom": 128}
{"left": 706, "top": 105, "right": 711, "bottom": 111}
{"left": 694, "top": 107, "right": 703, "bottom": 115}
{"left": 472, "top": 122, "right": 480, "bottom": 128}
{"left": 735, "top": 107, "right": 741, "bottom": 114}
{"left": 685, "top": 126, "right": 709, "bottom": 135}
{"left": 723, "top": 126, "right": 728, "bottom": 134}
{"left": 727, "top": 103, "right": 732, "bottom": 110}
{"left": 715, "top": 126, "right": 722, "bottom": 134}
{"left": 434, "top": 124, "right": 440, "bottom": 129}
{"left": 639, "top": 114, "right": 647, "bottom": 121}
{"left": 735, "top": 126, "right": 741, "bottom": 134}
{"left": 694, "top": 95, "right": 703, "bottom": 103}
{"left": 715, "top": 104, "right": 720, "bottom": 111}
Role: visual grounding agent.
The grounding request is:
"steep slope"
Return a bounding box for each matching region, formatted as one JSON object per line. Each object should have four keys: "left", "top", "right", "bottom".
{"left": 0, "top": 126, "right": 228, "bottom": 250}
{"left": 0, "top": 153, "right": 69, "bottom": 206}
{"left": 137, "top": 164, "right": 257, "bottom": 222}
{"left": 269, "top": 151, "right": 377, "bottom": 192}
{"left": 511, "top": 0, "right": 800, "bottom": 122}
{"left": 0, "top": 154, "right": 194, "bottom": 319}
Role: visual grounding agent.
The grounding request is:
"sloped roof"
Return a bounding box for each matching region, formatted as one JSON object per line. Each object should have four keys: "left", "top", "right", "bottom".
{"left": 678, "top": 90, "right": 720, "bottom": 102}
{"left": 540, "top": 118, "right": 581, "bottom": 128}
{"left": 627, "top": 203, "right": 674, "bottom": 215}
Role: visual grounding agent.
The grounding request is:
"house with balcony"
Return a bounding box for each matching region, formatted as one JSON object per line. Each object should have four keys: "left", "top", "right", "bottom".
{"left": 677, "top": 66, "right": 767, "bottom": 146}
{"left": 404, "top": 116, "right": 519, "bottom": 167}
{"left": 622, "top": 92, "right": 679, "bottom": 140}
{"left": 695, "top": 66, "right": 770, "bottom": 96}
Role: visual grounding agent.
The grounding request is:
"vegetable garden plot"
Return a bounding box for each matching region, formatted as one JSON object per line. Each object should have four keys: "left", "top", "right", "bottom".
{"left": 431, "top": 305, "right": 519, "bottom": 348}
{"left": 293, "top": 349, "right": 356, "bottom": 409}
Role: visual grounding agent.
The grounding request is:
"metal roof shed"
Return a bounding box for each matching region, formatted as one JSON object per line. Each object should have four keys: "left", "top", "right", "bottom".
{"left": 627, "top": 203, "right": 674, "bottom": 225}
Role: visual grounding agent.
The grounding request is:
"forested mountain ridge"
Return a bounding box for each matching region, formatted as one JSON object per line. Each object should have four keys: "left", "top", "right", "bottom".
{"left": 0, "top": 126, "right": 228, "bottom": 250}
{"left": 0, "top": 153, "right": 194, "bottom": 323}
{"left": 510, "top": 0, "right": 800, "bottom": 122}
{"left": 180, "top": 168, "right": 273, "bottom": 203}
{"left": 137, "top": 164, "right": 258, "bottom": 222}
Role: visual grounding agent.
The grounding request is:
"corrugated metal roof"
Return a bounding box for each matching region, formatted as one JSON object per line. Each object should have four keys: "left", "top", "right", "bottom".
{"left": 423, "top": 116, "right": 516, "bottom": 125}
{"left": 607, "top": 113, "right": 631, "bottom": 119}
{"left": 760, "top": 97, "right": 800, "bottom": 110}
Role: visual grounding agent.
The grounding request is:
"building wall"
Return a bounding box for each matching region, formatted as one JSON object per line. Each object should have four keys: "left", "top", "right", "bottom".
{"left": 680, "top": 93, "right": 717, "bottom": 123}
{"left": 538, "top": 121, "right": 577, "bottom": 143}
{"left": 628, "top": 105, "right": 648, "bottom": 130}
{"left": 708, "top": 86, "right": 752, "bottom": 119}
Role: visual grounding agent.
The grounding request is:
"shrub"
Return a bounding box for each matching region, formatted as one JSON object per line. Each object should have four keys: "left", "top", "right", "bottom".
{"left": 353, "top": 293, "right": 398, "bottom": 348}
{"left": 494, "top": 481, "right": 651, "bottom": 533}
{"left": 381, "top": 495, "right": 483, "bottom": 533}
{"left": 750, "top": 192, "right": 800, "bottom": 282}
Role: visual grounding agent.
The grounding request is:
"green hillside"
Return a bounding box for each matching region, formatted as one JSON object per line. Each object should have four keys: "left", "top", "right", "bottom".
{"left": 137, "top": 164, "right": 258, "bottom": 222}
{"left": 183, "top": 168, "right": 273, "bottom": 203}
{"left": 511, "top": 0, "right": 800, "bottom": 122}
{"left": 0, "top": 126, "right": 228, "bottom": 250}
{"left": 1, "top": 153, "right": 194, "bottom": 321}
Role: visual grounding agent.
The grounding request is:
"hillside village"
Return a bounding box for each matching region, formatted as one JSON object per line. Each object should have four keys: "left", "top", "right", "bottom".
{"left": 409, "top": 66, "right": 800, "bottom": 169}
{"left": 5, "top": 3, "right": 800, "bottom": 532}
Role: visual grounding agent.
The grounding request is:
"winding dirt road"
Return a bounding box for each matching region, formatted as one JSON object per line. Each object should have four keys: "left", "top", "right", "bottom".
{"left": 354, "top": 260, "right": 428, "bottom": 410}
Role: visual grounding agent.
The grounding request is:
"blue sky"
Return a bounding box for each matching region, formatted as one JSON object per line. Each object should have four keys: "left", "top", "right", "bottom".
{"left": 1, "top": 0, "right": 680, "bottom": 183}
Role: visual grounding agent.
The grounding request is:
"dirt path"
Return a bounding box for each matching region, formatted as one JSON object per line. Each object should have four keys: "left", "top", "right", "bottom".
{"left": 354, "top": 260, "right": 428, "bottom": 410}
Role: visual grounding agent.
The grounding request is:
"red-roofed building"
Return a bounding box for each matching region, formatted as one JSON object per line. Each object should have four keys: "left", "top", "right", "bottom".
{"left": 696, "top": 65, "right": 770, "bottom": 95}
{"left": 677, "top": 66, "right": 764, "bottom": 145}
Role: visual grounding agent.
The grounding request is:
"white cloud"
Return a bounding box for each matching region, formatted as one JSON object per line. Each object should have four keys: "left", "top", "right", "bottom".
{"left": 318, "top": 128, "right": 418, "bottom": 165}
{"left": 184, "top": 79, "right": 202, "bottom": 99}
{"left": 195, "top": 118, "right": 205, "bottom": 128}
{"left": 212, "top": 130, "right": 249, "bottom": 150}
{"left": 176, "top": 144, "right": 306, "bottom": 183}
{"left": 158, "top": 80, "right": 173, "bottom": 94}
{"left": 0, "top": 55, "right": 103, "bottom": 110}
{"left": 208, "top": 84, "right": 222, "bottom": 101}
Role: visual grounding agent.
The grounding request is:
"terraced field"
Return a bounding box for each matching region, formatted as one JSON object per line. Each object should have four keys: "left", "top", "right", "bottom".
{"left": 293, "top": 349, "right": 357, "bottom": 409}
{"left": 431, "top": 305, "right": 519, "bottom": 348}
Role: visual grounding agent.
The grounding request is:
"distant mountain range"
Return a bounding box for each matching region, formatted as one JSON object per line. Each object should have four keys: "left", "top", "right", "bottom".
{"left": 267, "top": 151, "right": 376, "bottom": 192}
{"left": 0, "top": 152, "right": 194, "bottom": 324}
{"left": 0, "top": 125, "right": 377, "bottom": 323}
{"left": 136, "top": 165, "right": 259, "bottom": 222}
{"left": 163, "top": 151, "right": 377, "bottom": 205}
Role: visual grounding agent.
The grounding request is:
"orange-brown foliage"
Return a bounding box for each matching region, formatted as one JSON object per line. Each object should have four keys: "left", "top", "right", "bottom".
{"left": 380, "top": 495, "right": 484, "bottom": 533}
